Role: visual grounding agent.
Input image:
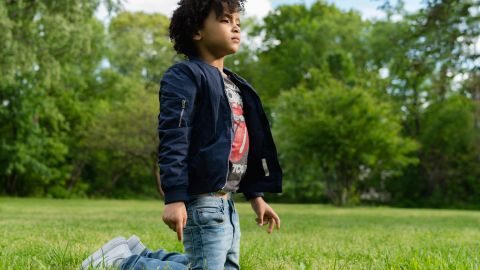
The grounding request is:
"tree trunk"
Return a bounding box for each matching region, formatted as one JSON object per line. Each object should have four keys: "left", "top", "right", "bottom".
{"left": 341, "top": 187, "right": 348, "bottom": 206}
{"left": 5, "top": 171, "right": 18, "bottom": 195}
{"left": 67, "top": 160, "right": 85, "bottom": 192}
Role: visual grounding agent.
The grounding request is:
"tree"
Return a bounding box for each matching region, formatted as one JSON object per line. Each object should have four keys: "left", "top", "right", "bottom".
{"left": 108, "top": 11, "right": 177, "bottom": 87}
{"left": 238, "top": 0, "right": 370, "bottom": 114}
{"left": 78, "top": 11, "right": 177, "bottom": 198}
{"left": 272, "top": 69, "right": 419, "bottom": 205}
{"left": 0, "top": 0, "right": 120, "bottom": 196}
{"left": 419, "top": 94, "right": 478, "bottom": 206}
{"left": 369, "top": 0, "right": 480, "bottom": 206}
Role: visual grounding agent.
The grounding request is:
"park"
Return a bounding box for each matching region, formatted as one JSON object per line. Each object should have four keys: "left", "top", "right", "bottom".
{"left": 1, "top": 0, "right": 479, "bottom": 269}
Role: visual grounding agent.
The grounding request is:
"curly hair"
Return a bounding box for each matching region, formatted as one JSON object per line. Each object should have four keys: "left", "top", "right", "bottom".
{"left": 169, "top": 0, "right": 246, "bottom": 58}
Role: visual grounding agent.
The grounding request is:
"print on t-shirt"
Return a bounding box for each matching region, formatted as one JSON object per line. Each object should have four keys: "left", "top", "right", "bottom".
{"left": 222, "top": 74, "right": 249, "bottom": 192}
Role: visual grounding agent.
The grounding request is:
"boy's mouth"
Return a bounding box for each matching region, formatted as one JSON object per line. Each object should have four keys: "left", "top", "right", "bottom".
{"left": 231, "top": 37, "right": 241, "bottom": 42}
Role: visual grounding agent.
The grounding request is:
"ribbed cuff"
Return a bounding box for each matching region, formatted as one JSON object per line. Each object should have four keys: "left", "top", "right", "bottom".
{"left": 243, "top": 192, "right": 264, "bottom": 201}
{"left": 164, "top": 187, "right": 189, "bottom": 205}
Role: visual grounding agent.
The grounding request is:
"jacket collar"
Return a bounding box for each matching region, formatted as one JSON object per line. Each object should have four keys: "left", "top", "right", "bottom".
{"left": 187, "top": 55, "right": 237, "bottom": 79}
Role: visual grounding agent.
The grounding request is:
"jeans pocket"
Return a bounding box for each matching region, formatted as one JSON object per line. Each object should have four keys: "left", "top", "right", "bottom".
{"left": 194, "top": 206, "right": 226, "bottom": 227}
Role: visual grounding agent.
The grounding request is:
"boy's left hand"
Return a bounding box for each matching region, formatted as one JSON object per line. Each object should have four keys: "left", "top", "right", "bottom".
{"left": 250, "top": 197, "right": 281, "bottom": 234}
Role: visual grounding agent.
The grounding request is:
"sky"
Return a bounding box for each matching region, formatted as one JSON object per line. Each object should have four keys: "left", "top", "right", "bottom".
{"left": 96, "top": 0, "right": 423, "bottom": 21}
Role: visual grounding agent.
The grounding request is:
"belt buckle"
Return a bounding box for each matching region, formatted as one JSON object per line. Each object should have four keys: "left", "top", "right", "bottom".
{"left": 209, "top": 189, "right": 228, "bottom": 197}
{"left": 217, "top": 189, "right": 228, "bottom": 195}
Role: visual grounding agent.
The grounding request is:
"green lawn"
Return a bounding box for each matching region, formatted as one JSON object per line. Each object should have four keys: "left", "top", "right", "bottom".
{"left": 1, "top": 196, "right": 479, "bottom": 269}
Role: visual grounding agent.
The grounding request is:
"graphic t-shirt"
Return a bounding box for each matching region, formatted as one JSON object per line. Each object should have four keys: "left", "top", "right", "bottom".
{"left": 221, "top": 73, "right": 249, "bottom": 192}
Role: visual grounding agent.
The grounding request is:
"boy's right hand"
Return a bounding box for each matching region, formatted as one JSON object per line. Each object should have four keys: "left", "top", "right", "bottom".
{"left": 162, "top": 201, "right": 187, "bottom": 241}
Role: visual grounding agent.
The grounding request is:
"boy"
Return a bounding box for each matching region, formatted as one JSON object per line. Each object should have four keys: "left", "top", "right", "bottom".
{"left": 80, "top": 1, "right": 282, "bottom": 269}
{"left": 160, "top": 0, "right": 283, "bottom": 269}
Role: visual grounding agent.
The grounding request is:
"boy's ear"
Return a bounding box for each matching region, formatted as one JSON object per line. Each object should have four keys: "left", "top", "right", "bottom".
{"left": 192, "top": 30, "right": 202, "bottom": 41}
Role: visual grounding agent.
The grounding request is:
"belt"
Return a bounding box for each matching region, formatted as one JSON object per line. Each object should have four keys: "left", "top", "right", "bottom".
{"left": 193, "top": 189, "right": 232, "bottom": 199}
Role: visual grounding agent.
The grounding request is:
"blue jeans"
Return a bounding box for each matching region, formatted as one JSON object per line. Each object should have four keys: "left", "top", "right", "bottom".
{"left": 119, "top": 248, "right": 190, "bottom": 270}
{"left": 183, "top": 194, "right": 241, "bottom": 270}
{"left": 118, "top": 194, "right": 241, "bottom": 270}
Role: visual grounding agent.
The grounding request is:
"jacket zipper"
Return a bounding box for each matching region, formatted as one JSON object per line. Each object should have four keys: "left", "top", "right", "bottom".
{"left": 220, "top": 72, "right": 233, "bottom": 191}
{"left": 230, "top": 73, "right": 271, "bottom": 177}
{"left": 178, "top": 99, "right": 186, "bottom": 127}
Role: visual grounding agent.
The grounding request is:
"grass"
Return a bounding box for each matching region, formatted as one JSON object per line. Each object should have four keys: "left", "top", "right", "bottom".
{"left": 1, "top": 195, "right": 480, "bottom": 269}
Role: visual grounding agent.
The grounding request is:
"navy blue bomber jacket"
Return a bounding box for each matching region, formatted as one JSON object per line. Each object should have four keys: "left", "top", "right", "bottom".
{"left": 157, "top": 56, "right": 283, "bottom": 204}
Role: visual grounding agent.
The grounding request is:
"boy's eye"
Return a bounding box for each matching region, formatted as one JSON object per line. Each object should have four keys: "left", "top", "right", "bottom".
{"left": 221, "top": 18, "right": 240, "bottom": 28}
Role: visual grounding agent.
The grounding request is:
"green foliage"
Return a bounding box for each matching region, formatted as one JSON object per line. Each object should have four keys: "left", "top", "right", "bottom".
{"left": 390, "top": 94, "right": 479, "bottom": 207}
{"left": 239, "top": 0, "right": 369, "bottom": 105}
{"left": 0, "top": 0, "right": 111, "bottom": 196}
{"left": 108, "top": 11, "right": 175, "bottom": 85}
{"left": 0, "top": 0, "right": 479, "bottom": 208}
{"left": 0, "top": 2, "right": 167, "bottom": 199}
{"left": 366, "top": 0, "right": 480, "bottom": 207}
{"left": 83, "top": 74, "right": 160, "bottom": 198}
{"left": 272, "top": 71, "right": 419, "bottom": 205}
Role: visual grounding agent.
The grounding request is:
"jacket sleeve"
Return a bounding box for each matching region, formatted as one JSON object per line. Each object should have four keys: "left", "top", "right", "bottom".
{"left": 243, "top": 192, "right": 264, "bottom": 201}
{"left": 157, "top": 65, "right": 198, "bottom": 205}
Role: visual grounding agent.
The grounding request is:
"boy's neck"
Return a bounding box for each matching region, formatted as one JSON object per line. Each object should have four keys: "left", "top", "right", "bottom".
{"left": 195, "top": 53, "right": 227, "bottom": 76}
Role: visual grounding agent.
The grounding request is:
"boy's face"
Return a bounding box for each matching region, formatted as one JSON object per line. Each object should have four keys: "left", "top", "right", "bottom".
{"left": 193, "top": 3, "right": 242, "bottom": 58}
